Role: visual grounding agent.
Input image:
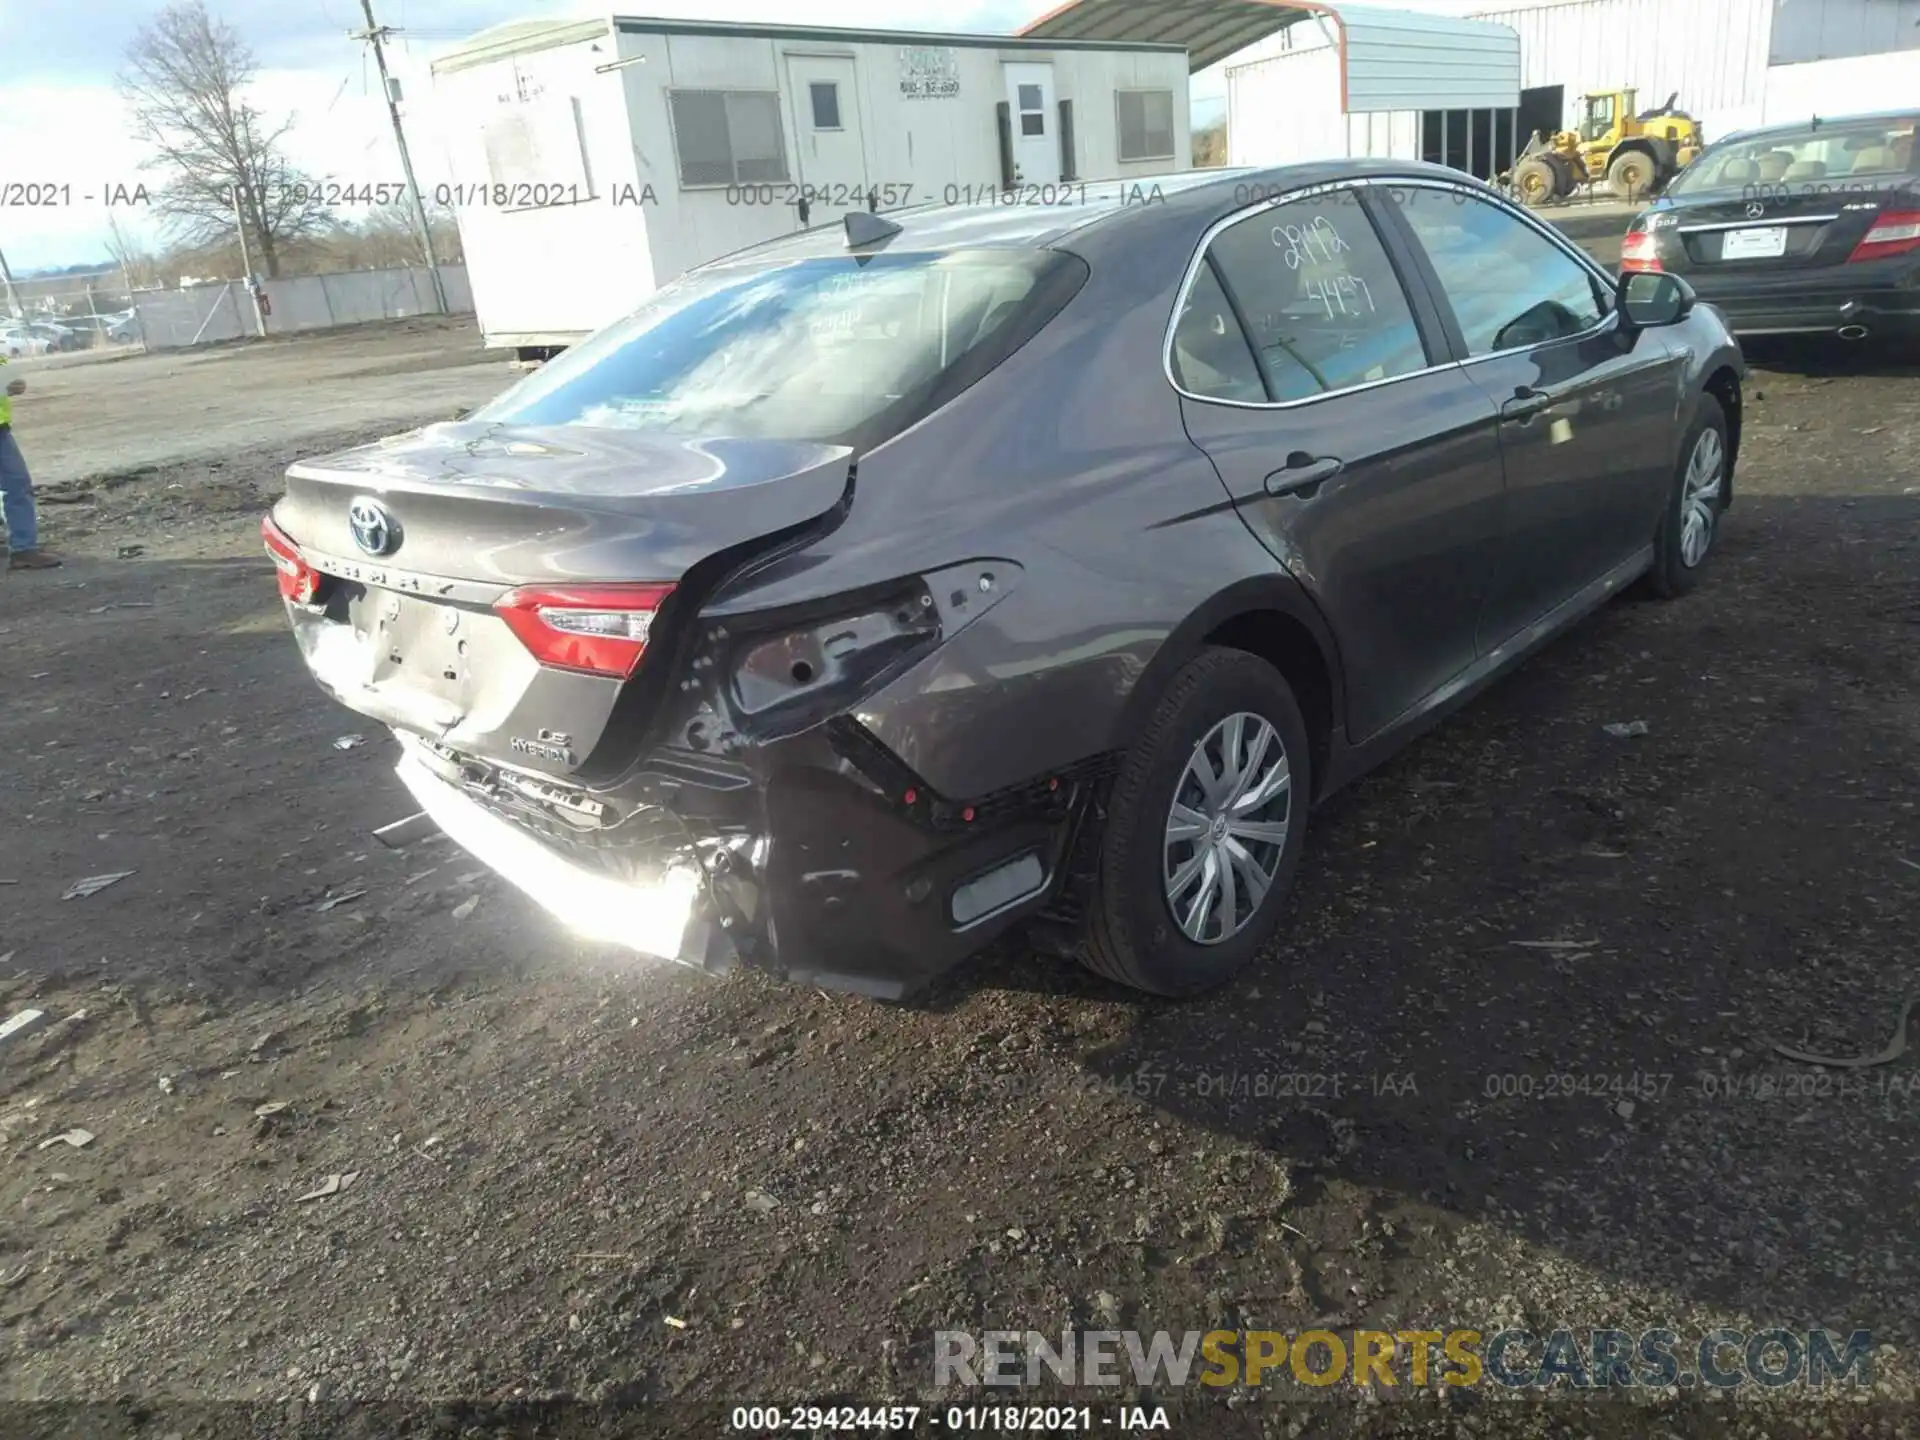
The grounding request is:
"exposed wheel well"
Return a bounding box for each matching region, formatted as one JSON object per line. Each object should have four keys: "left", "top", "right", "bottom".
{"left": 1202, "top": 610, "right": 1336, "bottom": 800}
{"left": 1705, "top": 365, "right": 1743, "bottom": 497}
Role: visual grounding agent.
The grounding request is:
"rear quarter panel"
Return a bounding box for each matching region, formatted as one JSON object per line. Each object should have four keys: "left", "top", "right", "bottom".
{"left": 701, "top": 202, "right": 1302, "bottom": 801}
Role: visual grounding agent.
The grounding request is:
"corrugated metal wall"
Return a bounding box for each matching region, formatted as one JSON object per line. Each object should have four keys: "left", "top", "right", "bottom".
{"left": 1227, "top": 44, "right": 1479, "bottom": 170}
{"left": 1770, "top": 0, "right": 1920, "bottom": 64}
{"left": 1225, "top": 0, "right": 1915, "bottom": 174}
{"left": 1467, "top": 0, "right": 1776, "bottom": 138}
{"left": 1763, "top": 49, "right": 1920, "bottom": 120}
{"left": 1338, "top": 10, "right": 1521, "bottom": 111}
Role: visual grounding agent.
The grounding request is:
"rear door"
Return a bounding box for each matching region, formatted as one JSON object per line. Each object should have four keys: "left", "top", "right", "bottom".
{"left": 1173, "top": 184, "right": 1509, "bottom": 744}
{"left": 1379, "top": 180, "right": 1682, "bottom": 650}
{"left": 784, "top": 55, "right": 870, "bottom": 226}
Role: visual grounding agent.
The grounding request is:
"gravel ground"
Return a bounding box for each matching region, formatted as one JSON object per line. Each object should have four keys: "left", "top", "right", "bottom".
{"left": 0, "top": 315, "right": 1916, "bottom": 1440}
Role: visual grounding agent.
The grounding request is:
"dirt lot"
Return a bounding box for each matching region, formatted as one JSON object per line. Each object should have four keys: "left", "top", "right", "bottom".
{"left": 10, "top": 317, "right": 515, "bottom": 485}
{"left": 1, "top": 308, "right": 1918, "bottom": 1439}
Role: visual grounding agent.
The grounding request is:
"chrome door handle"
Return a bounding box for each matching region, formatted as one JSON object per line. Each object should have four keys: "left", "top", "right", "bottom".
{"left": 1265, "top": 454, "right": 1343, "bottom": 499}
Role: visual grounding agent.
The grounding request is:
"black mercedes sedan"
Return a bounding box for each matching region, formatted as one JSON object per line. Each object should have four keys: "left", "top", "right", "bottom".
{"left": 1622, "top": 109, "right": 1919, "bottom": 340}
{"left": 265, "top": 160, "right": 1744, "bottom": 1000}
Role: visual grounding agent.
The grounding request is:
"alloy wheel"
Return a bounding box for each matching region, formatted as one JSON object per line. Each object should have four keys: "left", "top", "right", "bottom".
{"left": 1162, "top": 712, "right": 1292, "bottom": 946}
{"left": 1680, "top": 428, "right": 1725, "bottom": 569}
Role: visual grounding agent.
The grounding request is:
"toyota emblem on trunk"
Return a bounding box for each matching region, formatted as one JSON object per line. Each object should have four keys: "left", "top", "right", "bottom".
{"left": 1745, "top": 201, "right": 1767, "bottom": 219}
{"left": 348, "top": 497, "right": 399, "bottom": 556}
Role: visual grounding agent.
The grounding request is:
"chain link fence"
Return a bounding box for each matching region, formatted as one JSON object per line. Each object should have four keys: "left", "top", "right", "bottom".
{"left": 130, "top": 265, "right": 473, "bottom": 351}
{"left": 1, "top": 283, "right": 142, "bottom": 355}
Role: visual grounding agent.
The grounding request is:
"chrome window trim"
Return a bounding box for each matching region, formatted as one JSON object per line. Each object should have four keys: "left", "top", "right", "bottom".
{"left": 1678, "top": 214, "right": 1838, "bottom": 233}
{"left": 1163, "top": 173, "right": 1621, "bottom": 413}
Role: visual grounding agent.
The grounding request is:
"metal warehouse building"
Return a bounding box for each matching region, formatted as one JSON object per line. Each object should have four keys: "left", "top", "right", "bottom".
{"left": 1226, "top": 0, "right": 1920, "bottom": 174}
{"left": 1026, "top": 0, "right": 1920, "bottom": 179}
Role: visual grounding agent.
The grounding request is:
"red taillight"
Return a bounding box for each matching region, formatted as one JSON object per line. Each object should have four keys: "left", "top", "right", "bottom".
{"left": 1848, "top": 210, "right": 1920, "bottom": 264}
{"left": 495, "top": 583, "right": 676, "bottom": 678}
{"left": 1621, "top": 228, "right": 1664, "bottom": 274}
{"left": 261, "top": 513, "right": 324, "bottom": 604}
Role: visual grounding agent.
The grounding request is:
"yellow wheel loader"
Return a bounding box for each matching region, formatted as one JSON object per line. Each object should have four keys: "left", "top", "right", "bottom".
{"left": 1510, "top": 89, "right": 1706, "bottom": 205}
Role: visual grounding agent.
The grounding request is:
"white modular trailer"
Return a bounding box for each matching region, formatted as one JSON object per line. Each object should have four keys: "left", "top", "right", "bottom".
{"left": 1228, "top": 0, "right": 1920, "bottom": 179}
{"left": 428, "top": 14, "right": 1192, "bottom": 352}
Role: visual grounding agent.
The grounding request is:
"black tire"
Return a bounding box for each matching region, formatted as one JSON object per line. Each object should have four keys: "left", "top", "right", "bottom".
{"left": 1514, "top": 157, "right": 1559, "bottom": 207}
{"left": 1075, "top": 648, "right": 1311, "bottom": 998}
{"left": 1547, "top": 153, "right": 1582, "bottom": 199}
{"left": 1609, "top": 148, "right": 1657, "bottom": 200}
{"left": 1646, "top": 394, "right": 1730, "bottom": 599}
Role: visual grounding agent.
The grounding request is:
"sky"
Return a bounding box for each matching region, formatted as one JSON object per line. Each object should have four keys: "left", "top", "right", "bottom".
{"left": 0, "top": 0, "right": 1239, "bottom": 275}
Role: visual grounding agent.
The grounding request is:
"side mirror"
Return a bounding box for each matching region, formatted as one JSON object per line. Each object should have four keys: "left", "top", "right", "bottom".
{"left": 1616, "top": 270, "right": 1695, "bottom": 329}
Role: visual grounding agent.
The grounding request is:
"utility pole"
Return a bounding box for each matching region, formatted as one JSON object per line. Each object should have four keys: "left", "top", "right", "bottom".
{"left": 229, "top": 186, "right": 266, "bottom": 336}
{"left": 352, "top": 0, "right": 450, "bottom": 314}
{"left": 0, "top": 244, "right": 19, "bottom": 320}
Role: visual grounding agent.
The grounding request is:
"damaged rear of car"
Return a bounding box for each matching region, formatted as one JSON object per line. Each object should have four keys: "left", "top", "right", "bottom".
{"left": 264, "top": 242, "right": 1096, "bottom": 998}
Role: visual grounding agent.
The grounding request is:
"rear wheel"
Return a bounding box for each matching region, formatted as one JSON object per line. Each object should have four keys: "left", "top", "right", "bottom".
{"left": 1074, "top": 649, "right": 1311, "bottom": 998}
{"left": 1646, "top": 395, "right": 1730, "bottom": 599}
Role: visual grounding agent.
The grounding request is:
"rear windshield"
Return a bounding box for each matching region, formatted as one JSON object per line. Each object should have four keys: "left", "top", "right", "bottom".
{"left": 1671, "top": 117, "right": 1919, "bottom": 194}
{"left": 474, "top": 250, "right": 1081, "bottom": 448}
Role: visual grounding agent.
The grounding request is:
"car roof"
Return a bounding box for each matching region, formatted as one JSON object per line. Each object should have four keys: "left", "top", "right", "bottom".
{"left": 698, "top": 159, "right": 1492, "bottom": 269}
{"left": 1709, "top": 109, "right": 1920, "bottom": 148}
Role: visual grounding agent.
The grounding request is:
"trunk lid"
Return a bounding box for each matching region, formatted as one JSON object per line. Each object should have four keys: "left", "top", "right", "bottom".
{"left": 1666, "top": 183, "right": 1912, "bottom": 272}
{"left": 273, "top": 422, "right": 853, "bottom": 778}
{"left": 279, "top": 421, "right": 853, "bottom": 584}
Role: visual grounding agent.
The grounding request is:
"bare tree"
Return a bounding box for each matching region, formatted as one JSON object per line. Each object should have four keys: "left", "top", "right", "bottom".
{"left": 102, "top": 214, "right": 161, "bottom": 291}
{"left": 1192, "top": 120, "right": 1229, "bottom": 169}
{"left": 329, "top": 199, "right": 463, "bottom": 271}
{"left": 120, "top": 0, "right": 331, "bottom": 277}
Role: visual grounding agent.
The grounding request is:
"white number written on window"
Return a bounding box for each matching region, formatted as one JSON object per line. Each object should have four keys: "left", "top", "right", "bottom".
{"left": 1303, "top": 274, "right": 1376, "bottom": 320}
{"left": 1273, "top": 215, "right": 1353, "bottom": 271}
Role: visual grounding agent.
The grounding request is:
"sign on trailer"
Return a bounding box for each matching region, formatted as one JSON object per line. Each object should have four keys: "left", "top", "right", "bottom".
{"left": 898, "top": 46, "right": 960, "bottom": 99}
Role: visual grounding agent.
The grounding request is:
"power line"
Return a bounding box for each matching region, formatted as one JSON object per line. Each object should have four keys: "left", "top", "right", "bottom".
{"left": 348, "top": 0, "right": 449, "bottom": 313}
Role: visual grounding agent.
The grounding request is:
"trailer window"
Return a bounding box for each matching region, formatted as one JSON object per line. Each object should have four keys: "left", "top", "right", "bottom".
{"left": 472, "top": 251, "right": 1085, "bottom": 448}
{"left": 1117, "top": 91, "right": 1176, "bottom": 163}
{"left": 809, "top": 82, "right": 841, "bottom": 131}
{"left": 668, "top": 89, "right": 790, "bottom": 187}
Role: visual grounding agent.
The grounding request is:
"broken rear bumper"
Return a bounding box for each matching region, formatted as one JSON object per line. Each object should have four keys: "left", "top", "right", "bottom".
{"left": 391, "top": 726, "right": 1103, "bottom": 1000}
{"left": 396, "top": 738, "right": 739, "bottom": 974}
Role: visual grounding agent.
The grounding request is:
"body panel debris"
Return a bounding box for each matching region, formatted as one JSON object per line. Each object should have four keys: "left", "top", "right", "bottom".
{"left": 0, "top": 1009, "right": 46, "bottom": 1043}
{"left": 295, "top": 1171, "right": 360, "bottom": 1203}
{"left": 62, "top": 872, "right": 134, "bottom": 900}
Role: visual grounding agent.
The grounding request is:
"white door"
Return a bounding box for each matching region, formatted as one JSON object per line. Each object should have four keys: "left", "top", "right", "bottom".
{"left": 784, "top": 55, "right": 870, "bottom": 227}
{"left": 1003, "top": 62, "right": 1058, "bottom": 186}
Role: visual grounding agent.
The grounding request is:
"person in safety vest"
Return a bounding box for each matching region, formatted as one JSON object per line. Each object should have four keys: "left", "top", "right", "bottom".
{"left": 0, "top": 353, "right": 61, "bottom": 569}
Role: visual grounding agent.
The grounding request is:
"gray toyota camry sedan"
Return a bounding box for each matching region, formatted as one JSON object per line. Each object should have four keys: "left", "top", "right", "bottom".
{"left": 264, "top": 159, "right": 1744, "bottom": 1000}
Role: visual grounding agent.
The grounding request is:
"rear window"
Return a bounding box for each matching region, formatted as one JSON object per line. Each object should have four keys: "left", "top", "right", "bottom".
{"left": 475, "top": 250, "right": 1082, "bottom": 447}
{"left": 1672, "top": 117, "right": 1919, "bottom": 195}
